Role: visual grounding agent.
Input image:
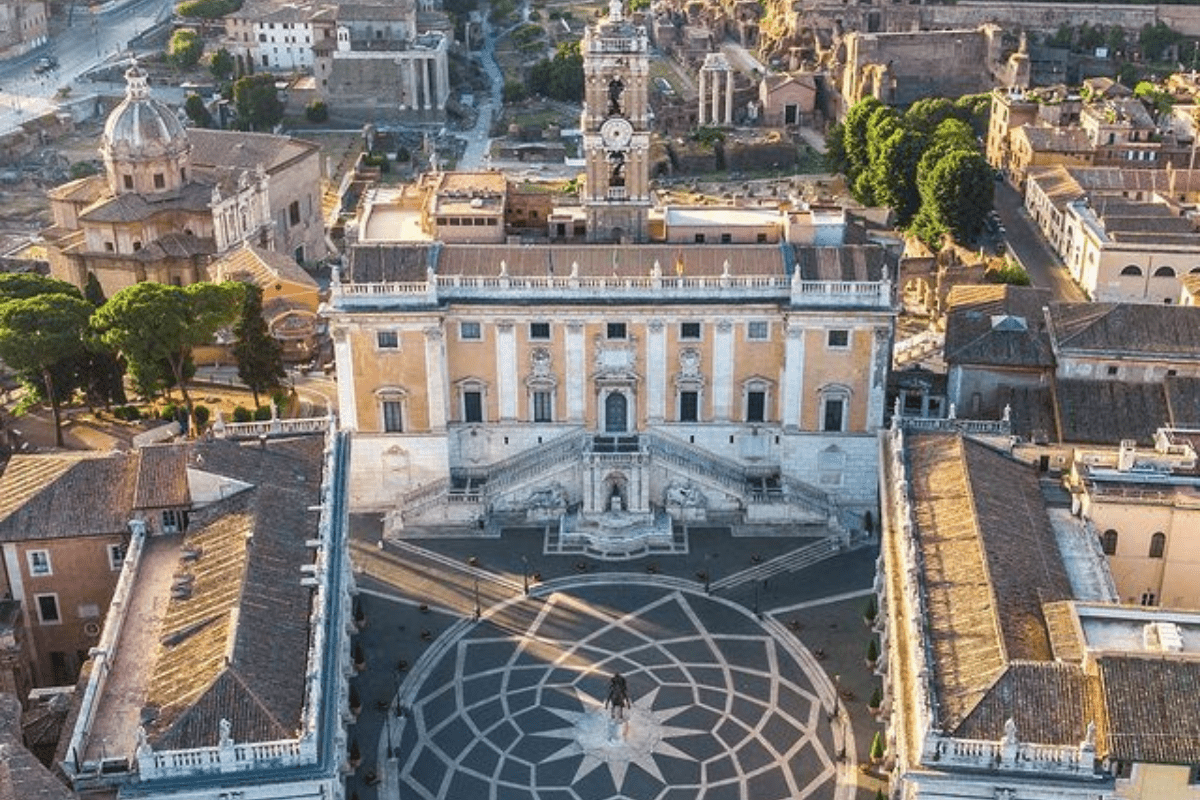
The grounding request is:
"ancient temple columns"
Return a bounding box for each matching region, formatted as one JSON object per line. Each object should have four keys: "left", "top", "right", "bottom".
{"left": 697, "top": 52, "right": 734, "bottom": 126}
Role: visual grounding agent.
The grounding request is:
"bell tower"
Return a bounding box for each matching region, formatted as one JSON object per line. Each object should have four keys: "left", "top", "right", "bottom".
{"left": 581, "top": 0, "right": 650, "bottom": 243}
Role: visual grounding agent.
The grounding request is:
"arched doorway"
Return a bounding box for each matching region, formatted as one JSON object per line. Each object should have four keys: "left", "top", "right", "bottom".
{"left": 605, "top": 392, "right": 628, "bottom": 433}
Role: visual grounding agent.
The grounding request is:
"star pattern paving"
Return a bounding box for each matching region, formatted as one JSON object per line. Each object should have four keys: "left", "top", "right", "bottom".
{"left": 394, "top": 586, "right": 838, "bottom": 800}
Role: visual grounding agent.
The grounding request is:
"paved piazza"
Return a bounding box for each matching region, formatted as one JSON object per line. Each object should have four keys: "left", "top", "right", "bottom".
{"left": 393, "top": 580, "right": 847, "bottom": 800}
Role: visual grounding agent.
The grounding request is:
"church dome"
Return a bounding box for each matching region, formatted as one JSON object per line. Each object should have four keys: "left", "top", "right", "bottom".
{"left": 100, "top": 62, "right": 192, "bottom": 195}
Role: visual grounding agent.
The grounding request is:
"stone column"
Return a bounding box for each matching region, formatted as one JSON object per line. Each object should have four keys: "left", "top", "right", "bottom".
{"left": 422, "top": 57, "right": 432, "bottom": 110}
{"left": 423, "top": 325, "right": 447, "bottom": 431}
{"left": 697, "top": 68, "right": 707, "bottom": 124}
{"left": 566, "top": 321, "right": 586, "bottom": 423}
{"left": 724, "top": 68, "right": 734, "bottom": 125}
{"left": 782, "top": 321, "right": 805, "bottom": 430}
{"left": 332, "top": 326, "right": 358, "bottom": 430}
{"left": 647, "top": 319, "right": 666, "bottom": 423}
{"left": 710, "top": 71, "right": 720, "bottom": 128}
{"left": 438, "top": 51, "right": 450, "bottom": 105}
{"left": 496, "top": 320, "right": 518, "bottom": 421}
{"left": 713, "top": 319, "right": 733, "bottom": 421}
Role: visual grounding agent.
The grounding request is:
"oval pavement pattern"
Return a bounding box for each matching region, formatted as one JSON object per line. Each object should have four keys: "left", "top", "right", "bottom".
{"left": 391, "top": 583, "right": 842, "bottom": 800}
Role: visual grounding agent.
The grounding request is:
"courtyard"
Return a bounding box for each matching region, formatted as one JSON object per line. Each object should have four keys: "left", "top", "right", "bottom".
{"left": 345, "top": 522, "right": 886, "bottom": 800}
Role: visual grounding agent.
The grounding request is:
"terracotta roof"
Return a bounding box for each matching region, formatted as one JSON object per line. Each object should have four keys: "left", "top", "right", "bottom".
{"left": 1098, "top": 656, "right": 1200, "bottom": 763}
{"left": 792, "top": 245, "right": 885, "bottom": 281}
{"left": 187, "top": 130, "right": 319, "bottom": 175}
{"left": 0, "top": 694, "right": 76, "bottom": 800}
{"left": 210, "top": 242, "right": 319, "bottom": 290}
{"left": 944, "top": 285, "right": 1054, "bottom": 368}
{"left": 905, "top": 434, "right": 1074, "bottom": 735}
{"left": 1048, "top": 303, "right": 1200, "bottom": 359}
{"left": 346, "top": 242, "right": 435, "bottom": 282}
{"left": 47, "top": 175, "right": 107, "bottom": 205}
{"left": 436, "top": 243, "right": 788, "bottom": 278}
{"left": 1164, "top": 376, "right": 1200, "bottom": 427}
{"left": 1018, "top": 126, "right": 1091, "bottom": 153}
{"left": 134, "top": 446, "right": 190, "bottom": 510}
{"left": 78, "top": 182, "right": 213, "bottom": 224}
{"left": 143, "top": 437, "right": 324, "bottom": 750}
{"left": 1054, "top": 379, "right": 1168, "bottom": 445}
{"left": 1001, "top": 385, "right": 1057, "bottom": 443}
{"left": 0, "top": 454, "right": 137, "bottom": 541}
{"left": 955, "top": 662, "right": 1096, "bottom": 744}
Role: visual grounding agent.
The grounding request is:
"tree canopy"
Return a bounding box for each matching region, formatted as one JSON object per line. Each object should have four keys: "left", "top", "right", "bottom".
{"left": 836, "top": 95, "right": 993, "bottom": 247}
{"left": 0, "top": 293, "right": 93, "bottom": 446}
{"left": 93, "top": 282, "right": 243, "bottom": 434}
{"left": 233, "top": 74, "right": 285, "bottom": 131}
{"left": 168, "top": 29, "right": 204, "bottom": 69}
{"left": 231, "top": 283, "right": 285, "bottom": 407}
{"left": 527, "top": 43, "right": 584, "bottom": 103}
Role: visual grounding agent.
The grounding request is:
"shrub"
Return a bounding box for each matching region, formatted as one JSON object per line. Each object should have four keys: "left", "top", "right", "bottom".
{"left": 869, "top": 686, "right": 883, "bottom": 709}
{"left": 864, "top": 595, "right": 878, "bottom": 622}
{"left": 870, "top": 731, "right": 886, "bottom": 760}
{"left": 167, "top": 29, "right": 203, "bottom": 69}
{"left": 305, "top": 100, "right": 328, "bottom": 123}
{"left": 176, "top": 0, "right": 242, "bottom": 19}
{"left": 192, "top": 404, "right": 210, "bottom": 428}
{"left": 232, "top": 405, "right": 252, "bottom": 423}
{"left": 396, "top": 145, "right": 411, "bottom": 162}
{"left": 253, "top": 405, "right": 272, "bottom": 421}
{"left": 867, "top": 638, "right": 879, "bottom": 663}
{"left": 113, "top": 405, "right": 142, "bottom": 421}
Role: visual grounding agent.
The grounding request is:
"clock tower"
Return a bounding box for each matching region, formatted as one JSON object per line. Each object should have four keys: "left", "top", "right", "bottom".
{"left": 581, "top": 0, "right": 650, "bottom": 243}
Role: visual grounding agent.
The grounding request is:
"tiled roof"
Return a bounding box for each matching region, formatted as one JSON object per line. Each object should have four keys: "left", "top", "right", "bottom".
{"left": 210, "top": 242, "right": 319, "bottom": 290}
{"left": 943, "top": 285, "right": 1054, "bottom": 368}
{"left": 1001, "top": 385, "right": 1057, "bottom": 443}
{"left": 1048, "top": 302, "right": 1200, "bottom": 358}
{"left": 0, "top": 694, "right": 76, "bottom": 800}
{"left": 905, "top": 435, "right": 1073, "bottom": 734}
{"left": 346, "top": 242, "right": 435, "bottom": 282}
{"left": 78, "top": 182, "right": 213, "bottom": 224}
{"left": 955, "top": 662, "right": 1095, "bottom": 744}
{"left": 187, "top": 130, "right": 319, "bottom": 175}
{"left": 0, "top": 454, "right": 137, "bottom": 542}
{"left": 1027, "top": 165, "right": 1084, "bottom": 207}
{"left": 1054, "top": 379, "right": 1168, "bottom": 445}
{"left": 1098, "top": 656, "right": 1200, "bottom": 763}
{"left": 436, "top": 244, "right": 789, "bottom": 279}
{"left": 134, "top": 446, "right": 190, "bottom": 510}
{"left": 47, "top": 175, "right": 108, "bottom": 205}
{"left": 1018, "top": 126, "right": 1091, "bottom": 152}
{"left": 143, "top": 437, "right": 324, "bottom": 750}
{"left": 1165, "top": 376, "right": 1200, "bottom": 427}
{"left": 792, "top": 245, "right": 885, "bottom": 281}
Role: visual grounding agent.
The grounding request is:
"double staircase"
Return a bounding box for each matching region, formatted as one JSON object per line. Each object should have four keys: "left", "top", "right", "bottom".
{"left": 392, "top": 429, "right": 845, "bottom": 535}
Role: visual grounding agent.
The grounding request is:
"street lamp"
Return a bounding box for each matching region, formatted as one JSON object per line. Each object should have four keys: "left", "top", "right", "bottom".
{"left": 521, "top": 555, "right": 529, "bottom": 596}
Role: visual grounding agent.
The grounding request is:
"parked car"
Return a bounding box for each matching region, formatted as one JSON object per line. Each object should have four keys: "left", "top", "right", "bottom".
{"left": 33, "top": 56, "right": 58, "bottom": 74}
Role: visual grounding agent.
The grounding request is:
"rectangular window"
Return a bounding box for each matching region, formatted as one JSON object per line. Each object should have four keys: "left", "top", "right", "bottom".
{"left": 822, "top": 398, "right": 845, "bottom": 432}
{"left": 694, "top": 234, "right": 705, "bottom": 243}
{"left": 680, "top": 322, "right": 701, "bottom": 340}
{"left": 747, "top": 391, "right": 765, "bottom": 423}
{"left": 123, "top": 175, "right": 133, "bottom": 189}
{"left": 162, "top": 509, "right": 189, "bottom": 533}
{"left": 680, "top": 391, "right": 699, "bottom": 422}
{"left": 289, "top": 200, "right": 301, "bottom": 226}
{"left": 107, "top": 542, "right": 127, "bottom": 571}
{"left": 827, "top": 329, "right": 850, "bottom": 348}
{"left": 36, "top": 594, "right": 60, "bottom": 625}
{"left": 747, "top": 321, "right": 769, "bottom": 340}
{"left": 720, "top": 233, "right": 732, "bottom": 244}
{"left": 377, "top": 330, "right": 398, "bottom": 349}
{"left": 533, "top": 391, "right": 552, "bottom": 423}
{"left": 383, "top": 400, "right": 403, "bottom": 432}
{"left": 756, "top": 233, "right": 768, "bottom": 243}
{"left": 27, "top": 550, "right": 52, "bottom": 576}
{"left": 460, "top": 322, "right": 482, "bottom": 340}
{"left": 153, "top": 173, "right": 165, "bottom": 189}
{"left": 530, "top": 322, "right": 551, "bottom": 339}
{"left": 464, "top": 391, "right": 483, "bottom": 423}
{"left": 1106, "top": 365, "right": 1119, "bottom": 376}
{"left": 607, "top": 322, "right": 627, "bottom": 340}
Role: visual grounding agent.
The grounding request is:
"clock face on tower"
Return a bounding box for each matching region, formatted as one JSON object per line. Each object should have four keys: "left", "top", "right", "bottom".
{"left": 600, "top": 117, "right": 633, "bottom": 149}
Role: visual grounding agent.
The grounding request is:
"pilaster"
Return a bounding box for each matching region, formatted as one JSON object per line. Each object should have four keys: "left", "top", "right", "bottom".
{"left": 713, "top": 319, "right": 734, "bottom": 421}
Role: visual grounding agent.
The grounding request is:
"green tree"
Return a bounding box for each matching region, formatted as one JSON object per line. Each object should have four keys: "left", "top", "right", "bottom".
{"left": 873, "top": 127, "right": 927, "bottom": 226}
{"left": 232, "top": 283, "right": 285, "bottom": 407}
{"left": 0, "top": 273, "right": 81, "bottom": 301}
{"left": 842, "top": 97, "right": 883, "bottom": 184}
{"left": 954, "top": 93, "right": 992, "bottom": 139}
{"left": 93, "top": 282, "right": 243, "bottom": 435}
{"left": 233, "top": 74, "right": 285, "bottom": 131}
{"left": 168, "top": 29, "right": 204, "bottom": 69}
{"left": 176, "top": 0, "right": 241, "bottom": 18}
{"left": 79, "top": 273, "right": 127, "bottom": 409}
{"left": 914, "top": 148, "right": 994, "bottom": 246}
{"left": 528, "top": 42, "right": 584, "bottom": 102}
{"left": 305, "top": 100, "right": 328, "bottom": 123}
{"left": 0, "top": 294, "right": 93, "bottom": 446}
{"left": 184, "top": 93, "right": 214, "bottom": 127}
{"left": 823, "top": 121, "right": 848, "bottom": 174}
{"left": 210, "top": 47, "right": 235, "bottom": 81}
{"left": 503, "top": 80, "right": 528, "bottom": 103}
{"left": 904, "top": 97, "right": 957, "bottom": 135}
{"left": 1134, "top": 81, "right": 1174, "bottom": 118}
{"left": 1139, "top": 21, "right": 1183, "bottom": 62}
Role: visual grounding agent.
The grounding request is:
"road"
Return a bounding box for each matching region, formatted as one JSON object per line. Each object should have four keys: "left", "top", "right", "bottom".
{"left": 0, "top": 0, "right": 173, "bottom": 134}
{"left": 993, "top": 180, "right": 1087, "bottom": 302}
